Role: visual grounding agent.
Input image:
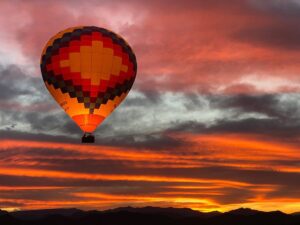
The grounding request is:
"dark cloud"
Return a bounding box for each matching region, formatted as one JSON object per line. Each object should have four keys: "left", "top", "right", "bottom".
{"left": 213, "top": 95, "right": 279, "bottom": 116}
{"left": 0, "top": 130, "right": 78, "bottom": 143}
{"left": 0, "top": 189, "right": 77, "bottom": 201}
{"left": 0, "top": 65, "right": 34, "bottom": 100}
{"left": 208, "top": 118, "right": 299, "bottom": 137}
{"left": 109, "top": 166, "right": 300, "bottom": 190}
{"left": 0, "top": 146, "right": 84, "bottom": 161}
{"left": 24, "top": 113, "right": 62, "bottom": 131}
{"left": 208, "top": 94, "right": 300, "bottom": 139}
{"left": 232, "top": 23, "right": 300, "bottom": 51}
{"left": 216, "top": 187, "right": 255, "bottom": 204}
{"left": 168, "top": 94, "right": 300, "bottom": 141}
{"left": 231, "top": 1, "right": 300, "bottom": 51}
{"left": 95, "top": 133, "right": 186, "bottom": 150}
{"left": 169, "top": 118, "right": 300, "bottom": 143}
{"left": 23, "top": 111, "right": 82, "bottom": 135}
{"left": 265, "top": 184, "right": 300, "bottom": 199}
{"left": 0, "top": 129, "right": 186, "bottom": 150}
{"left": 250, "top": 0, "right": 300, "bottom": 18}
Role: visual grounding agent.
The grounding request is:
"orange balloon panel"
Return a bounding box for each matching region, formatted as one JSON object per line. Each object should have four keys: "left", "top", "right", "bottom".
{"left": 40, "top": 26, "right": 137, "bottom": 133}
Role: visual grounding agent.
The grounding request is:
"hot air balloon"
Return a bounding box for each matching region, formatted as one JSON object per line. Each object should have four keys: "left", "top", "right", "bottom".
{"left": 40, "top": 26, "right": 137, "bottom": 143}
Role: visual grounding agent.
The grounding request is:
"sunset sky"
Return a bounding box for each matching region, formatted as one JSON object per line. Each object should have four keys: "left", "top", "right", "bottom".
{"left": 1, "top": 0, "right": 300, "bottom": 213}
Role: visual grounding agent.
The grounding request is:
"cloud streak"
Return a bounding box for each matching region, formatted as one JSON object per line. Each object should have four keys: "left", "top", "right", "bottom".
{"left": 0, "top": 0, "right": 300, "bottom": 213}
{"left": 1, "top": 132, "right": 300, "bottom": 212}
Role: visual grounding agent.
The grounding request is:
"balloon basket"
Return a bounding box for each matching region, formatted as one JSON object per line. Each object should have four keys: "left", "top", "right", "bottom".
{"left": 82, "top": 133, "right": 95, "bottom": 143}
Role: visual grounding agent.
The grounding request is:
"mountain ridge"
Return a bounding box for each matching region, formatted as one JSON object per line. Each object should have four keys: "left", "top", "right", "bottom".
{"left": 1, "top": 206, "right": 300, "bottom": 225}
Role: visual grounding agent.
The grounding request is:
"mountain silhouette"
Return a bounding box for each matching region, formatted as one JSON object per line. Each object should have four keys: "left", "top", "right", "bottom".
{"left": 106, "top": 206, "right": 221, "bottom": 218}
{"left": 11, "top": 208, "right": 83, "bottom": 220}
{"left": 1, "top": 206, "right": 300, "bottom": 225}
{"left": 226, "top": 207, "right": 262, "bottom": 215}
{"left": 0, "top": 210, "right": 8, "bottom": 216}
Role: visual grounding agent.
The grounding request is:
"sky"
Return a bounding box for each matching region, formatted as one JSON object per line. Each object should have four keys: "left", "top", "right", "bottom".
{"left": 1, "top": 0, "right": 300, "bottom": 213}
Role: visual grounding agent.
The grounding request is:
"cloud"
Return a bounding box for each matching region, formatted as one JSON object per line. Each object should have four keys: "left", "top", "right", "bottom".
{"left": 214, "top": 95, "right": 280, "bottom": 117}
{"left": 0, "top": 65, "right": 31, "bottom": 100}
{"left": 1, "top": 0, "right": 300, "bottom": 213}
{"left": 166, "top": 93, "right": 300, "bottom": 141}
{"left": 1, "top": 0, "right": 300, "bottom": 93}
{"left": 0, "top": 130, "right": 77, "bottom": 143}
{"left": 250, "top": 0, "right": 300, "bottom": 17}
{"left": 232, "top": 23, "right": 300, "bottom": 51}
{"left": 1, "top": 134, "right": 300, "bottom": 211}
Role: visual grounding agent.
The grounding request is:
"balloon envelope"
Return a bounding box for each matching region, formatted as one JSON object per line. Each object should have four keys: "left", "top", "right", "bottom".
{"left": 40, "top": 26, "right": 137, "bottom": 133}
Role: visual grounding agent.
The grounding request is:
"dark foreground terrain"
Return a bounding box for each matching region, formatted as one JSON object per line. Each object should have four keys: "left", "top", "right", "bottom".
{"left": 1, "top": 206, "right": 300, "bottom": 225}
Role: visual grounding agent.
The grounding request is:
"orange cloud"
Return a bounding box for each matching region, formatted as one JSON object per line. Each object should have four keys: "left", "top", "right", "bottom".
{"left": 1, "top": 132, "right": 300, "bottom": 212}
{"left": 1, "top": 0, "right": 300, "bottom": 93}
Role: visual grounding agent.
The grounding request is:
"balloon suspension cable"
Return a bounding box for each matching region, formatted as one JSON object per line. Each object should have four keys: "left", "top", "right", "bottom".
{"left": 81, "top": 132, "right": 95, "bottom": 143}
